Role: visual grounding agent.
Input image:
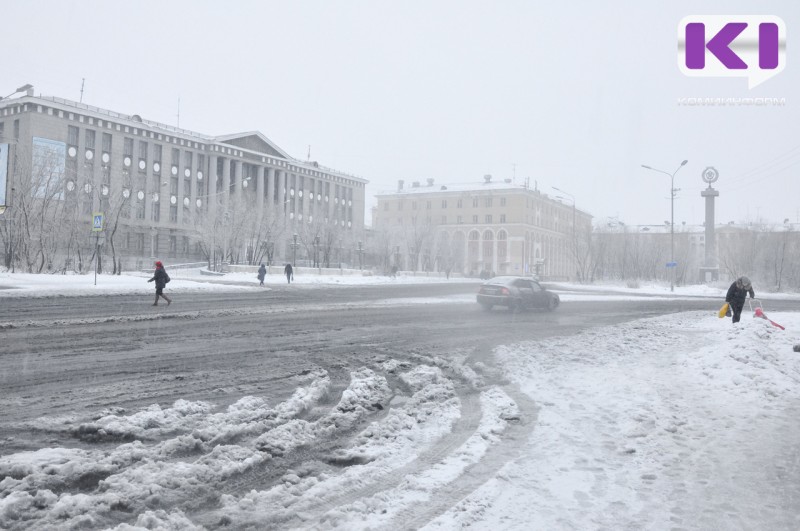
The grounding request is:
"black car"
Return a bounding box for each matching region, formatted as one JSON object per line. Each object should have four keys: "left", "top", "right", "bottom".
{"left": 477, "top": 276, "right": 560, "bottom": 312}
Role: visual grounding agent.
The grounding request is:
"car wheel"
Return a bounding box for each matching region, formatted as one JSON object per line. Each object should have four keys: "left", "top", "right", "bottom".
{"left": 547, "top": 295, "right": 559, "bottom": 311}
{"left": 480, "top": 303, "right": 493, "bottom": 312}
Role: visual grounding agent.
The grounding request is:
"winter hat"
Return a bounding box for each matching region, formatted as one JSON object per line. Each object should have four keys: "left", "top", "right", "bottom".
{"left": 155, "top": 261, "right": 163, "bottom": 267}
{"left": 740, "top": 276, "right": 751, "bottom": 288}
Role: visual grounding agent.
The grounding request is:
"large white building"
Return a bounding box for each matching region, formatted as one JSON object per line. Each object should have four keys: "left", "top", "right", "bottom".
{"left": 373, "top": 176, "right": 593, "bottom": 280}
{"left": 0, "top": 86, "right": 367, "bottom": 270}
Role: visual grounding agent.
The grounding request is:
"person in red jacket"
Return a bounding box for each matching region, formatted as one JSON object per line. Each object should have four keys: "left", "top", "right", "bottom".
{"left": 147, "top": 260, "right": 172, "bottom": 306}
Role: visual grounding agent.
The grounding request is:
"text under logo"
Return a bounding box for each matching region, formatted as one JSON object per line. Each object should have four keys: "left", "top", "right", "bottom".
{"left": 678, "top": 15, "right": 786, "bottom": 89}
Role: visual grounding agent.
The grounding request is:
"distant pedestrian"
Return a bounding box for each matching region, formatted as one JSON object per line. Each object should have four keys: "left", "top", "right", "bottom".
{"left": 257, "top": 263, "right": 267, "bottom": 287}
{"left": 147, "top": 260, "right": 172, "bottom": 306}
{"left": 284, "top": 263, "right": 294, "bottom": 284}
{"left": 391, "top": 265, "right": 398, "bottom": 279}
{"left": 725, "top": 276, "right": 754, "bottom": 324}
{"left": 445, "top": 266, "right": 452, "bottom": 280}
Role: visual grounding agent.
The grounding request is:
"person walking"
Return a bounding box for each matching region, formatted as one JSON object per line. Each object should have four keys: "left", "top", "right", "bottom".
{"left": 147, "top": 260, "right": 172, "bottom": 306}
{"left": 725, "top": 275, "right": 754, "bottom": 324}
{"left": 284, "top": 263, "right": 294, "bottom": 284}
{"left": 257, "top": 263, "right": 267, "bottom": 287}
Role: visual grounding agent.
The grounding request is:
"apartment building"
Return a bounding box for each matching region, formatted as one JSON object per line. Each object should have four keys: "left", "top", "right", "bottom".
{"left": 373, "top": 176, "right": 593, "bottom": 280}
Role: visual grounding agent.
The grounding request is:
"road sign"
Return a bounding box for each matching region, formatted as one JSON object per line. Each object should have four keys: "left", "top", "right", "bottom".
{"left": 666, "top": 261, "right": 678, "bottom": 268}
{"left": 92, "top": 212, "right": 104, "bottom": 232}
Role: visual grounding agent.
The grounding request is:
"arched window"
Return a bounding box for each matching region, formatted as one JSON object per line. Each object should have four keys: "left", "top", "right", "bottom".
{"left": 497, "top": 230, "right": 508, "bottom": 262}
{"left": 468, "top": 230, "right": 480, "bottom": 262}
{"left": 482, "top": 230, "right": 494, "bottom": 268}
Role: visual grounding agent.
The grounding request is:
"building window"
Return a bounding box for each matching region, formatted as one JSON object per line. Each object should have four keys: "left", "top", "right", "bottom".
{"left": 442, "top": 200, "right": 447, "bottom": 208}
{"left": 426, "top": 200, "right": 431, "bottom": 210}
{"left": 485, "top": 198, "right": 493, "bottom": 207}
{"left": 457, "top": 215, "right": 463, "bottom": 224}
{"left": 170, "top": 206, "right": 178, "bottom": 223}
{"left": 124, "top": 137, "right": 134, "bottom": 156}
{"left": 67, "top": 125, "right": 79, "bottom": 146}
{"left": 102, "top": 133, "right": 112, "bottom": 153}
{"left": 0, "top": 122, "right": 4, "bottom": 141}
{"left": 154, "top": 144, "right": 162, "bottom": 163}
{"left": 85, "top": 129, "right": 95, "bottom": 149}
{"left": 473, "top": 215, "right": 478, "bottom": 223}
{"left": 136, "top": 234, "right": 144, "bottom": 251}
{"left": 500, "top": 197, "right": 506, "bottom": 206}
{"left": 472, "top": 198, "right": 478, "bottom": 207}
{"left": 500, "top": 214, "right": 506, "bottom": 223}
{"left": 486, "top": 214, "right": 492, "bottom": 223}
{"left": 457, "top": 199, "right": 462, "bottom": 208}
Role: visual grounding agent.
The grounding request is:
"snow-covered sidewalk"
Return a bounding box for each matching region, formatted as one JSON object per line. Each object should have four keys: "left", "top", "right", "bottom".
{"left": 429, "top": 311, "right": 800, "bottom": 530}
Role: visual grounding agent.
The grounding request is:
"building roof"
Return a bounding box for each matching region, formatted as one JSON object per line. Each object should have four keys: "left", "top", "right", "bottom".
{"left": 375, "top": 179, "right": 593, "bottom": 218}
{"left": 375, "top": 179, "right": 530, "bottom": 196}
{"left": 0, "top": 92, "right": 368, "bottom": 184}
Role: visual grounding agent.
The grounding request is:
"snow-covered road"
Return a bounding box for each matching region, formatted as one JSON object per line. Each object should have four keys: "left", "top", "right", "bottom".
{"left": 1, "top": 273, "right": 799, "bottom": 529}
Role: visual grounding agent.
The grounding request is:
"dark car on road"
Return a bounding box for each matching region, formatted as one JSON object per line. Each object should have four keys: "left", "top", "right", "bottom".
{"left": 477, "top": 276, "right": 560, "bottom": 312}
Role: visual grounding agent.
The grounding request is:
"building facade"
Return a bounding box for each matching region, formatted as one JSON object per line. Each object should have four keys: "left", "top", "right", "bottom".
{"left": 373, "top": 176, "right": 593, "bottom": 280}
{"left": 0, "top": 87, "right": 367, "bottom": 271}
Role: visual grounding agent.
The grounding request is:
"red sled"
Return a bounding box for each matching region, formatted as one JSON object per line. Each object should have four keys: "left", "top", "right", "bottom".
{"left": 749, "top": 299, "right": 785, "bottom": 330}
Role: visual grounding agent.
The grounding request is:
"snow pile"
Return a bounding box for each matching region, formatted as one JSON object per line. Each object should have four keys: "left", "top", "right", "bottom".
{"left": 430, "top": 311, "right": 800, "bottom": 530}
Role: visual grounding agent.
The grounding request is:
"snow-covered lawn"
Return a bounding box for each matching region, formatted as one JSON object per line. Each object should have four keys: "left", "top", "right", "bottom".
{"left": 0, "top": 270, "right": 483, "bottom": 298}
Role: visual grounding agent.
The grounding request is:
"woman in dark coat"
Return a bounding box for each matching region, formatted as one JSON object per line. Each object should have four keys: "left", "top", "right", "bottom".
{"left": 257, "top": 264, "right": 267, "bottom": 286}
{"left": 725, "top": 276, "right": 754, "bottom": 324}
{"left": 147, "top": 260, "right": 172, "bottom": 306}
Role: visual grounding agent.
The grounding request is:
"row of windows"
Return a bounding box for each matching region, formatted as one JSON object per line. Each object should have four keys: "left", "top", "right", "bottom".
{"left": 389, "top": 213, "right": 508, "bottom": 226}
{"left": 6, "top": 101, "right": 365, "bottom": 190}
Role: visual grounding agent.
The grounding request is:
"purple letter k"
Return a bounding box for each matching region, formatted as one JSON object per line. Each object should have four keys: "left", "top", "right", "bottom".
{"left": 686, "top": 22, "right": 748, "bottom": 69}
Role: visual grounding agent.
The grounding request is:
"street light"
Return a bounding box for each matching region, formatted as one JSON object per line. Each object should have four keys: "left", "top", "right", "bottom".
{"left": 357, "top": 240, "right": 364, "bottom": 270}
{"left": 1, "top": 84, "right": 33, "bottom": 100}
{"left": 641, "top": 160, "right": 688, "bottom": 292}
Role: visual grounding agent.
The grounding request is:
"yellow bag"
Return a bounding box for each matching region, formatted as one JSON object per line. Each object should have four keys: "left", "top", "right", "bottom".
{"left": 718, "top": 303, "right": 730, "bottom": 318}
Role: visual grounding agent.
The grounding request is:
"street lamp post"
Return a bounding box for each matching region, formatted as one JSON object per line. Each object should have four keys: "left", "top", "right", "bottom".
{"left": 357, "top": 240, "right": 364, "bottom": 270}
{"left": 292, "top": 233, "right": 298, "bottom": 267}
{"left": 641, "top": 160, "right": 688, "bottom": 292}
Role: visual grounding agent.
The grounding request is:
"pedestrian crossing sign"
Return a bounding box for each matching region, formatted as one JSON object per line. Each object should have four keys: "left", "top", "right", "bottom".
{"left": 92, "top": 212, "right": 104, "bottom": 232}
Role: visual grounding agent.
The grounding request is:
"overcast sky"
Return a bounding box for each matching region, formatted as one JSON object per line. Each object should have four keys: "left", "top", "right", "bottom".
{"left": 5, "top": 0, "right": 799, "bottom": 226}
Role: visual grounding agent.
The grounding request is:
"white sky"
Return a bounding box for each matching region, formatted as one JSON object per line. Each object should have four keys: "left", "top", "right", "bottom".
{"left": 4, "top": 1, "right": 800, "bottom": 226}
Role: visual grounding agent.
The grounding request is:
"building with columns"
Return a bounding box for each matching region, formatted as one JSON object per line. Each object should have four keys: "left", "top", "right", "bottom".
{"left": 0, "top": 88, "right": 367, "bottom": 270}
{"left": 373, "top": 176, "right": 593, "bottom": 280}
